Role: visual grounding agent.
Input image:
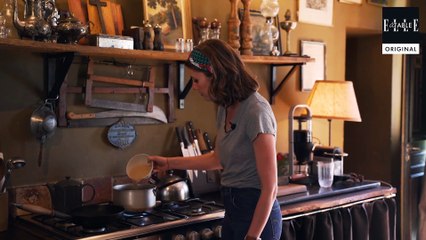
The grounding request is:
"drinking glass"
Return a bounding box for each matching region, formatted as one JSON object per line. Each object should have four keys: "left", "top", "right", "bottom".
{"left": 317, "top": 159, "right": 334, "bottom": 188}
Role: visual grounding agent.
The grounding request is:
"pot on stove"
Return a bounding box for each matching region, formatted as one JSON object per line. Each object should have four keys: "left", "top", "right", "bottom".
{"left": 47, "top": 177, "right": 96, "bottom": 213}
{"left": 113, "top": 183, "right": 157, "bottom": 212}
{"left": 154, "top": 170, "right": 190, "bottom": 202}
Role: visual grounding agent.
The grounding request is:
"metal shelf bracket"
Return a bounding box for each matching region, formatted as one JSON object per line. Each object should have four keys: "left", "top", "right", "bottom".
{"left": 270, "top": 63, "right": 305, "bottom": 104}
{"left": 177, "top": 62, "right": 193, "bottom": 109}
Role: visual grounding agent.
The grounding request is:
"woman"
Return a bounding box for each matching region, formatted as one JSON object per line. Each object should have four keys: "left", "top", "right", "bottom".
{"left": 148, "top": 39, "right": 282, "bottom": 240}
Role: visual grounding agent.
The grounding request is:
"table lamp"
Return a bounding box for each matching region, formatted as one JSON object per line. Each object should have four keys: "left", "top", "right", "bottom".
{"left": 306, "top": 80, "right": 362, "bottom": 146}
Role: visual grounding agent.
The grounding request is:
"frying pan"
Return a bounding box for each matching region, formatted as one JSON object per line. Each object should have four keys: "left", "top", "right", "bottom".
{"left": 13, "top": 203, "right": 124, "bottom": 229}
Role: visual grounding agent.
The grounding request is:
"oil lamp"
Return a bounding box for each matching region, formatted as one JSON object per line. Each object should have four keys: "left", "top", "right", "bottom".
{"left": 280, "top": 9, "right": 297, "bottom": 55}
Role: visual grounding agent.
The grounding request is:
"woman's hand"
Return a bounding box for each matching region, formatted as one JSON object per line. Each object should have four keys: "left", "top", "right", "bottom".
{"left": 147, "top": 155, "right": 169, "bottom": 172}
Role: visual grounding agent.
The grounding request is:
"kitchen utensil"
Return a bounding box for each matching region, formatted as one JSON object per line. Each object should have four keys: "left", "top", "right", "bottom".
{"left": 13, "top": 203, "right": 124, "bottom": 229}
{"left": 195, "top": 129, "right": 209, "bottom": 154}
{"left": 30, "top": 99, "right": 57, "bottom": 167}
{"left": 126, "top": 154, "right": 153, "bottom": 182}
{"left": 47, "top": 177, "right": 96, "bottom": 213}
{"left": 182, "top": 126, "right": 196, "bottom": 156}
{"left": 176, "top": 127, "right": 189, "bottom": 157}
{"left": 186, "top": 121, "right": 201, "bottom": 155}
{"left": 112, "top": 183, "right": 156, "bottom": 211}
{"left": 154, "top": 170, "right": 190, "bottom": 202}
{"left": 67, "top": 105, "right": 168, "bottom": 123}
{"left": 13, "top": 0, "right": 53, "bottom": 41}
{"left": 1, "top": 158, "right": 26, "bottom": 193}
{"left": 203, "top": 132, "right": 214, "bottom": 152}
{"left": 55, "top": 11, "right": 90, "bottom": 44}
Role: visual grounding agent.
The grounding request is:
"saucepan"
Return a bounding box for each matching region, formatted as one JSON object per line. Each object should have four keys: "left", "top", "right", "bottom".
{"left": 113, "top": 154, "right": 157, "bottom": 211}
{"left": 13, "top": 203, "right": 124, "bottom": 229}
{"left": 113, "top": 183, "right": 157, "bottom": 212}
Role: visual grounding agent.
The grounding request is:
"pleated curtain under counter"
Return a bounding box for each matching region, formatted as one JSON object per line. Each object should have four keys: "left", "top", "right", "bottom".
{"left": 281, "top": 198, "right": 396, "bottom": 240}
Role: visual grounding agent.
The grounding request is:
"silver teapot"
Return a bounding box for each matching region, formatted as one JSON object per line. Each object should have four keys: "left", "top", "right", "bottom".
{"left": 55, "top": 11, "right": 89, "bottom": 44}
{"left": 13, "top": 0, "right": 57, "bottom": 41}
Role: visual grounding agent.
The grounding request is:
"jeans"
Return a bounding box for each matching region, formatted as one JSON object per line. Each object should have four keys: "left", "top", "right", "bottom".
{"left": 221, "top": 186, "right": 282, "bottom": 240}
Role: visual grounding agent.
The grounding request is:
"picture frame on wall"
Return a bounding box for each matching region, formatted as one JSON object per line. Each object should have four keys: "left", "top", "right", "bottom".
{"left": 300, "top": 40, "right": 326, "bottom": 91}
{"left": 298, "top": 0, "right": 334, "bottom": 27}
{"left": 339, "top": 0, "right": 362, "bottom": 4}
{"left": 238, "top": 9, "right": 282, "bottom": 56}
{"left": 142, "top": 0, "right": 192, "bottom": 50}
{"left": 368, "top": 0, "right": 392, "bottom": 7}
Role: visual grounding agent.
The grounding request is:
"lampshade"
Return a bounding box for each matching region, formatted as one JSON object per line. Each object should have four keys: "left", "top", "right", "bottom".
{"left": 307, "top": 80, "right": 362, "bottom": 122}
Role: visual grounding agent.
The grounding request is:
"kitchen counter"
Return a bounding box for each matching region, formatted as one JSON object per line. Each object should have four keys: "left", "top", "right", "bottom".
{"left": 279, "top": 182, "right": 396, "bottom": 218}
{"left": 0, "top": 182, "right": 396, "bottom": 239}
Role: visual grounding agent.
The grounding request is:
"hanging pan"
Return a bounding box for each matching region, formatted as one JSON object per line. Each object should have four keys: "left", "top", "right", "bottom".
{"left": 30, "top": 99, "right": 57, "bottom": 166}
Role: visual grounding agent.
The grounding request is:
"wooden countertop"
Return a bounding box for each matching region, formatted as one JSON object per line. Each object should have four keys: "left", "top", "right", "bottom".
{"left": 280, "top": 185, "right": 396, "bottom": 218}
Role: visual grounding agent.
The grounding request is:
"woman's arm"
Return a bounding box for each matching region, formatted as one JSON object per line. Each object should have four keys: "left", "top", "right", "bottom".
{"left": 246, "top": 133, "right": 278, "bottom": 238}
{"left": 148, "top": 151, "right": 222, "bottom": 172}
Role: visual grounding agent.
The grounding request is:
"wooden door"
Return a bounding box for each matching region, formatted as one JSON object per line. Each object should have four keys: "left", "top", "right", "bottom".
{"left": 401, "top": 34, "right": 426, "bottom": 240}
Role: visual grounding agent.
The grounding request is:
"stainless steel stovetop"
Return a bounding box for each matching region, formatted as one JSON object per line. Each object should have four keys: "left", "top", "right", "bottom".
{"left": 16, "top": 198, "right": 225, "bottom": 240}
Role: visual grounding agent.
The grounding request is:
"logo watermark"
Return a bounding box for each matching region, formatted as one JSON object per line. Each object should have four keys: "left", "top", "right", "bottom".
{"left": 382, "top": 7, "right": 419, "bottom": 55}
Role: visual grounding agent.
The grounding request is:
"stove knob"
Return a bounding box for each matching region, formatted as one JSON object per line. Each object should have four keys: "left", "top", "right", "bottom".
{"left": 200, "top": 228, "right": 214, "bottom": 240}
{"left": 187, "top": 230, "right": 200, "bottom": 240}
{"left": 213, "top": 225, "right": 222, "bottom": 238}
{"left": 172, "top": 234, "right": 186, "bottom": 240}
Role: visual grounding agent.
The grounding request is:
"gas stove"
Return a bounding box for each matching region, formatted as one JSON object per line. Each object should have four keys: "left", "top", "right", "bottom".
{"left": 15, "top": 198, "right": 225, "bottom": 240}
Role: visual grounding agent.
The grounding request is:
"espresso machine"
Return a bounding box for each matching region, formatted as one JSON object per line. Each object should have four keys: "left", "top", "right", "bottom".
{"left": 288, "top": 104, "right": 314, "bottom": 181}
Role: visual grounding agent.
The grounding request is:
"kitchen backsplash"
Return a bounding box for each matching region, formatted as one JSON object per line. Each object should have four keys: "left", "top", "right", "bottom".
{"left": 9, "top": 175, "right": 134, "bottom": 218}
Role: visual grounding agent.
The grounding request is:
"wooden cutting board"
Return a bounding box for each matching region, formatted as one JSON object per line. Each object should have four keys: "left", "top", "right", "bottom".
{"left": 87, "top": 0, "right": 116, "bottom": 35}
{"left": 67, "top": 0, "right": 87, "bottom": 24}
{"left": 110, "top": 2, "right": 124, "bottom": 35}
{"left": 277, "top": 183, "right": 308, "bottom": 197}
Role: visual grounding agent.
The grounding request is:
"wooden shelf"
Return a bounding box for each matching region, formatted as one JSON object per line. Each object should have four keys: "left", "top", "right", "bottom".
{"left": 0, "top": 38, "right": 314, "bottom": 108}
{"left": 0, "top": 38, "right": 313, "bottom": 64}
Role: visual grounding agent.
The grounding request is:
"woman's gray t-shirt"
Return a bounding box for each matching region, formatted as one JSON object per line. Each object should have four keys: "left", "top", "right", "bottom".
{"left": 216, "top": 92, "right": 277, "bottom": 189}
